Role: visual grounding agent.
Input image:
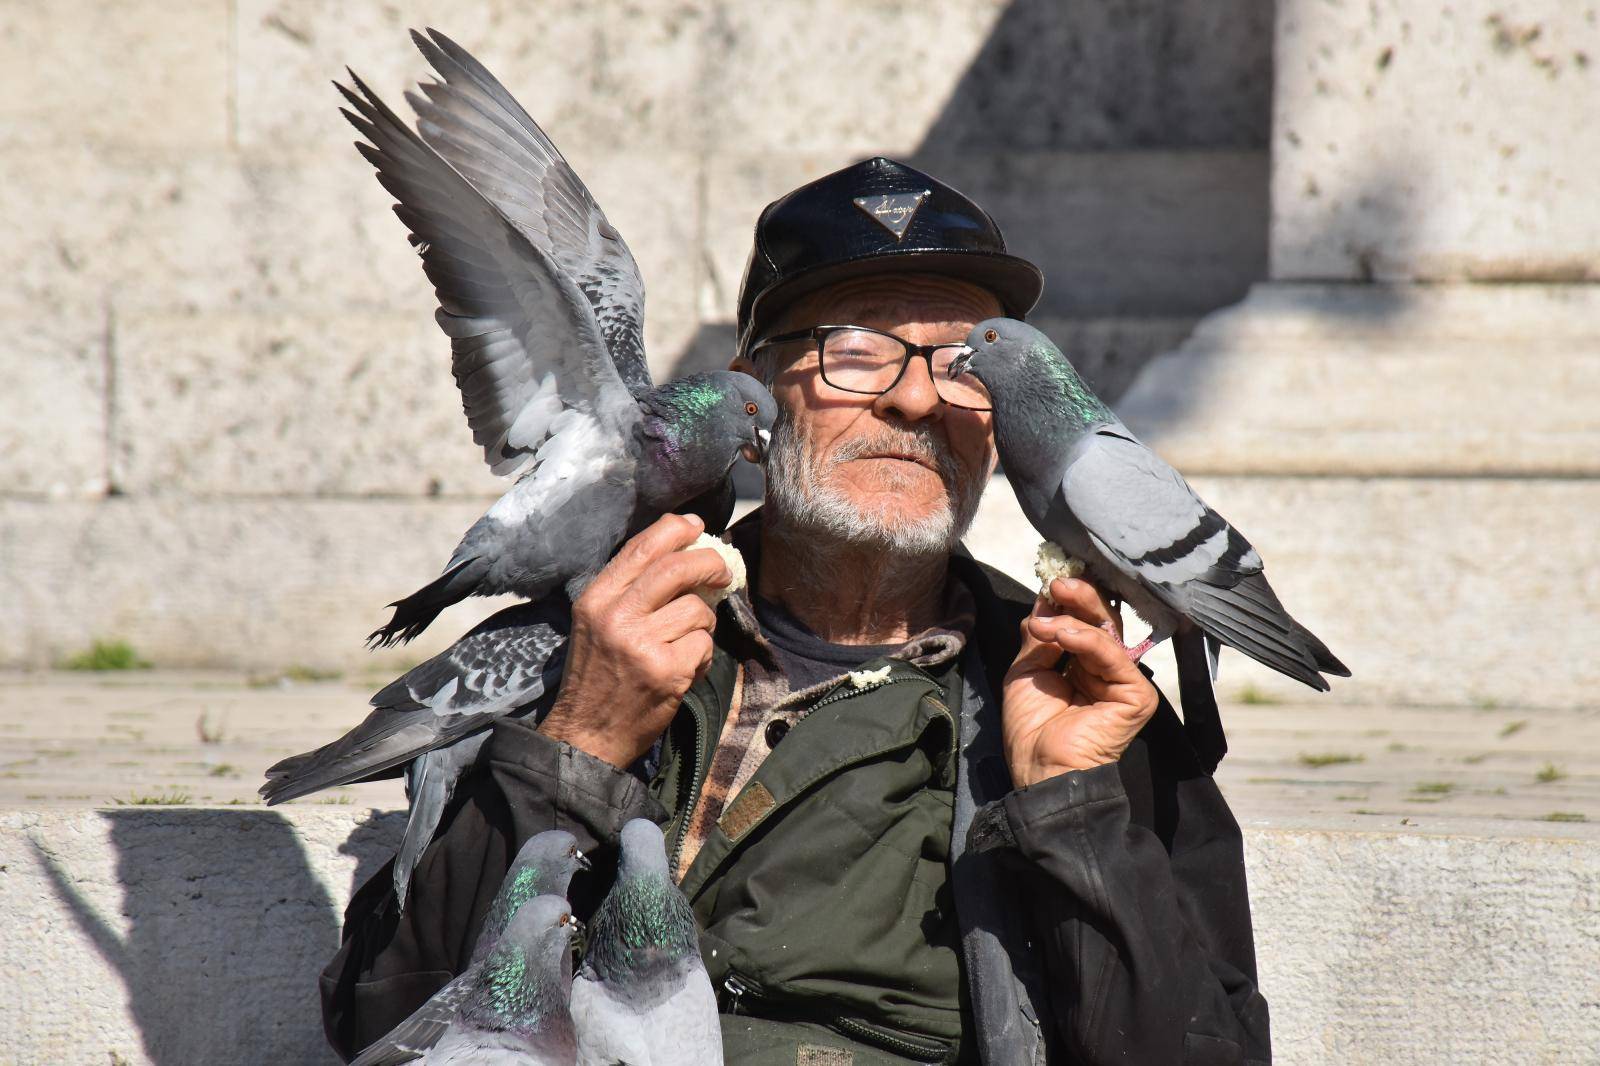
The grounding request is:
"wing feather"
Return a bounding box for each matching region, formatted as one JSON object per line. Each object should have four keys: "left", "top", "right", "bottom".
{"left": 407, "top": 28, "right": 652, "bottom": 397}
{"left": 339, "top": 71, "right": 632, "bottom": 479}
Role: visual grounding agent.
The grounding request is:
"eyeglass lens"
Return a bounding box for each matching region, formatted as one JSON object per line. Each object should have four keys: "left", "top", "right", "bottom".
{"left": 820, "top": 328, "right": 991, "bottom": 409}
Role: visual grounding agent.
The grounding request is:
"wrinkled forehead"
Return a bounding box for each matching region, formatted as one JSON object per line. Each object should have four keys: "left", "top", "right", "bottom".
{"left": 780, "top": 273, "right": 1004, "bottom": 336}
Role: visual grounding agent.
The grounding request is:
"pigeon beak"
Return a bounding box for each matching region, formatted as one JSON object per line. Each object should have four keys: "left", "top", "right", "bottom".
{"left": 741, "top": 427, "right": 771, "bottom": 464}
{"left": 573, "top": 847, "right": 592, "bottom": 872}
{"left": 946, "top": 346, "right": 975, "bottom": 379}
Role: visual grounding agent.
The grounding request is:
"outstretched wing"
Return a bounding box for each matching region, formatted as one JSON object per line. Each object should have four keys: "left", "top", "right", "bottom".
{"left": 1062, "top": 427, "right": 1345, "bottom": 689}
{"left": 340, "top": 68, "right": 635, "bottom": 478}
{"left": 260, "top": 601, "right": 569, "bottom": 805}
{"left": 408, "top": 28, "right": 652, "bottom": 397}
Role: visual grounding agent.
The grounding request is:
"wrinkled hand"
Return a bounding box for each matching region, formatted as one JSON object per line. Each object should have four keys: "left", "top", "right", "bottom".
{"left": 1001, "top": 577, "right": 1160, "bottom": 788}
{"left": 539, "top": 513, "right": 731, "bottom": 768}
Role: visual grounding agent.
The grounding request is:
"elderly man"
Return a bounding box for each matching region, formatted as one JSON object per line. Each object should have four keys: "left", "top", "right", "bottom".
{"left": 323, "top": 159, "right": 1270, "bottom": 1065}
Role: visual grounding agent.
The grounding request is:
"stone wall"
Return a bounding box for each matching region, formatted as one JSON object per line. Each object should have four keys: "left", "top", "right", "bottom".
{"left": 1, "top": 0, "right": 1271, "bottom": 675}
{"left": 7, "top": 807, "right": 1597, "bottom": 1064}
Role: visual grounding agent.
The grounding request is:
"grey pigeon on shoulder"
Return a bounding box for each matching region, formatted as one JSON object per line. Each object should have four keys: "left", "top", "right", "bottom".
{"left": 470, "top": 830, "right": 590, "bottom": 966}
{"left": 260, "top": 598, "right": 570, "bottom": 908}
{"left": 948, "top": 318, "right": 1349, "bottom": 768}
{"left": 570, "top": 819, "right": 720, "bottom": 1066}
{"left": 340, "top": 29, "right": 776, "bottom": 649}
{"left": 351, "top": 894, "right": 582, "bottom": 1066}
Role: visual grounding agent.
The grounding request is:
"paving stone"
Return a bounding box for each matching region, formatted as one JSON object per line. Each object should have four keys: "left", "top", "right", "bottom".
{"left": 1271, "top": 0, "right": 1600, "bottom": 280}
{"left": 1117, "top": 283, "right": 1600, "bottom": 477}
{"left": 0, "top": 0, "right": 231, "bottom": 148}
{"left": 0, "top": 311, "right": 107, "bottom": 498}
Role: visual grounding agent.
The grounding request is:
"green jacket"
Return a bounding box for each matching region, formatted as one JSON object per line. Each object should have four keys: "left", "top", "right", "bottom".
{"left": 322, "top": 552, "right": 1270, "bottom": 1064}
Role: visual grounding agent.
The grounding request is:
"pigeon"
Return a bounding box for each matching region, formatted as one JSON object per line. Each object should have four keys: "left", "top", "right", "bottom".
{"left": 948, "top": 318, "right": 1348, "bottom": 766}
{"left": 470, "top": 830, "right": 590, "bottom": 966}
{"left": 340, "top": 28, "right": 777, "bottom": 649}
{"left": 570, "top": 819, "right": 720, "bottom": 1066}
{"left": 351, "top": 894, "right": 582, "bottom": 1066}
{"left": 260, "top": 598, "right": 571, "bottom": 909}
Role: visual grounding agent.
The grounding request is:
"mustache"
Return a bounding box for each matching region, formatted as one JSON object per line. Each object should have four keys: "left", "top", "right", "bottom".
{"left": 829, "top": 425, "right": 962, "bottom": 482}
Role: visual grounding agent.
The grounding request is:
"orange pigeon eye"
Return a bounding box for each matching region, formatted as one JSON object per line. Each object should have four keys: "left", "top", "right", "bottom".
{"left": 745, "top": 402, "right": 759, "bottom": 415}
{"left": 984, "top": 329, "right": 998, "bottom": 343}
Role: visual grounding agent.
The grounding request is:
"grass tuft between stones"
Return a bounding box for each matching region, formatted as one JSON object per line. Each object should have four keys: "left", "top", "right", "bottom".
{"left": 60, "top": 640, "right": 152, "bottom": 671}
{"left": 1298, "top": 752, "right": 1365, "bottom": 768}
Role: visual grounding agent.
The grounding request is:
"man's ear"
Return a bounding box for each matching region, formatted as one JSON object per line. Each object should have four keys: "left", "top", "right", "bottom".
{"left": 729, "top": 356, "right": 758, "bottom": 377}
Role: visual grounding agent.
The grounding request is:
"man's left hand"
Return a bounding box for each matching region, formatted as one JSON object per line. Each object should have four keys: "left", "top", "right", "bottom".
{"left": 1001, "top": 577, "right": 1160, "bottom": 788}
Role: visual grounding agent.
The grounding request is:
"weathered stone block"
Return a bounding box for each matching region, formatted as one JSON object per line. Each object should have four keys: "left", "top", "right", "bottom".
{"left": 1245, "top": 822, "right": 1600, "bottom": 1063}
{"left": 0, "top": 312, "right": 107, "bottom": 498}
{"left": 703, "top": 150, "right": 1268, "bottom": 323}
{"left": 6, "top": 810, "right": 1598, "bottom": 1064}
{"left": 964, "top": 473, "right": 1600, "bottom": 710}
{"left": 235, "top": 0, "right": 710, "bottom": 154}
{"left": 0, "top": 497, "right": 519, "bottom": 674}
{"left": 2, "top": 146, "right": 431, "bottom": 319}
{"left": 900, "top": 0, "right": 1274, "bottom": 151}
{"left": 0, "top": 1, "right": 231, "bottom": 148}
{"left": 111, "top": 311, "right": 505, "bottom": 497}
{"left": 1117, "top": 283, "right": 1600, "bottom": 477}
{"left": 700, "top": 0, "right": 1272, "bottom": 155}
{"left": 1271, "top": 0, "right": 1600, "bottom": 280}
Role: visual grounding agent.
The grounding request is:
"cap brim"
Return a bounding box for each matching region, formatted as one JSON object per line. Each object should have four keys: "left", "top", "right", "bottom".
{"left": 740, "top": 248, "right": 1043, "bottom": 354}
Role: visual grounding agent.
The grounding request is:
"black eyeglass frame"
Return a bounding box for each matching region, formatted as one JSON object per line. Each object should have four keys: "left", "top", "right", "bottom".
{"left": 748, "top": 324, "right": 992, "bottom": 411}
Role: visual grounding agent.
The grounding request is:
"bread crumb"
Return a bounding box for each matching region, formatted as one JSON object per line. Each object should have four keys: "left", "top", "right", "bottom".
{"left": 687, "top": 532, "right": 746, "bottom": 607}
{"left": 1034, "top": 540, "right": 1086, "bottom": 603}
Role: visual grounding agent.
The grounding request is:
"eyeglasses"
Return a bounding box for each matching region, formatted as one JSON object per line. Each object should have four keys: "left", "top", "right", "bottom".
{"left": 749, "top": 325, "right": 992, "bottom": 411}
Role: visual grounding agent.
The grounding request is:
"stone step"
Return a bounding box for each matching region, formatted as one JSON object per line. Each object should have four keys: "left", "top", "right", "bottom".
{"left": 3, "top": 806, "right": 1594, "bottom": 1065}
{"left": 1116, "top": 283, "right": 1600, "bottom": 477}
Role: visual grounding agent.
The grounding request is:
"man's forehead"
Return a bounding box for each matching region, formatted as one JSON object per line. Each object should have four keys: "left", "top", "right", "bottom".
{"left": 792, "top": 273, "right": 1004, "bottom": 330}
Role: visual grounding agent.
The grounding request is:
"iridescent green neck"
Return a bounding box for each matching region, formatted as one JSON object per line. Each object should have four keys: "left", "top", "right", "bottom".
{"left": 470, "top": 938, "right": 569, "bottom": 1031}
{"left": 484, "top": 864, "right": 544, "bottom": 938}
{"left": 583, "top": 873, "right": 697, "bottom": 983}
{"left": 1029, "top": 342, "right": 1111, "bottom": 427}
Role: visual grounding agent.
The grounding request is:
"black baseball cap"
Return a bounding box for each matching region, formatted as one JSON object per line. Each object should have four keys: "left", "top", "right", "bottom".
{"left": 735, "top": 157, "right": 1043, "bottom": 355}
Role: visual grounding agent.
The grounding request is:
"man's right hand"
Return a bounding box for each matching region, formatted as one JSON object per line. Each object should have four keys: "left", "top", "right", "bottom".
{"left": 538, "top": 513, "right": 731, "bottom": 769}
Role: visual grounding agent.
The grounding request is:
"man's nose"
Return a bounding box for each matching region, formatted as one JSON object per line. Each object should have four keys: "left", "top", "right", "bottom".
{"left": 874, "top": 353, "right": 943, "bottom": 423}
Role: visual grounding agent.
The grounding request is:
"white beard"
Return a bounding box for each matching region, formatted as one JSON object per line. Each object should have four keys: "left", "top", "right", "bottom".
{"left": 763, "top": 407, "right": 986, "bottom": 556}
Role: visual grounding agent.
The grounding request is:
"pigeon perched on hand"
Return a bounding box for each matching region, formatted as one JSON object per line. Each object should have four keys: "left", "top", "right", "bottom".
{"left": 342, "top": 29, "right": 776, "bottom": 648}
{"left": 570, "top": 819, "right": 720, "bottom": 1066}
{"left": 260, "top": 598, "right": 570, "bottom": 908}
{"left": 351, "top": 894, "right": 582, "bottom": 1066}
{"left": 948, "top": 318, "right": 1348, "bottom": 765}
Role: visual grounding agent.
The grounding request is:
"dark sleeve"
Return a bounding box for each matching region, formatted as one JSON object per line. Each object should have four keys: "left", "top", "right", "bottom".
{"left": 995, "top": 700, "right": 1271, "bottom": 1065}
{"left": 318, "top": 717, "right": 665, "bottom": 1062}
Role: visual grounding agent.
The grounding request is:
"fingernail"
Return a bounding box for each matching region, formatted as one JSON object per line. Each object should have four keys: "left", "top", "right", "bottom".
{"left": 687, "top": 514, "right": 704, "bottom": 530}
{"left": 1058, "top": 578, "right": 1080, "bottom": 591}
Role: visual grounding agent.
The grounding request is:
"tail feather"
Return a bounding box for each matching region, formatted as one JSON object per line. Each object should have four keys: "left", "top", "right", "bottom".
{"left": 394, "top": 749, "right": 457, "bottom": 912}
{"left": 259, "top": 710, "right": 438, "bottom": 804}
{"left": 1184, "top": 572, "right": 1346, "bottom": 691}
{"left": 368, "top": 556, "right": 484, "bottom": 648}
{"left": 1174, "top": 627, "right": 1226, "bottom": 773}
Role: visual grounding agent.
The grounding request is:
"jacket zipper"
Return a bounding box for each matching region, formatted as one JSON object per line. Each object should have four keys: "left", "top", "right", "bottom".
{"left": 722, "top": 971, "right": 954, "bottom": 1063}
{"left": 668, "top": 688, "right": 710, "bottom": 876}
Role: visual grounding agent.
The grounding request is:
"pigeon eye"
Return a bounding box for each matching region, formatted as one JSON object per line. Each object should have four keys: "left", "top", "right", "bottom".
{"left": 745, "top": 402, "right": 759, "bottom": 415}
{"left": 984, "top": 329, "right": 998, "bottom": 343}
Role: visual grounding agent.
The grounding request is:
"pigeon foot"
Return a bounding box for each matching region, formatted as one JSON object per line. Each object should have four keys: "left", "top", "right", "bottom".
{"left": 1100, "top": 620, "right": 1157, "bottom": 662}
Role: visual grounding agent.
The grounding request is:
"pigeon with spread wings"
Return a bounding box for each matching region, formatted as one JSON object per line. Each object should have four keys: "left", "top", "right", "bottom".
{"left": 349, "top": 28, "right": 775, "bottom": 648}
{"left": 260, "top": 29, "right": 774, "bottom": 908}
